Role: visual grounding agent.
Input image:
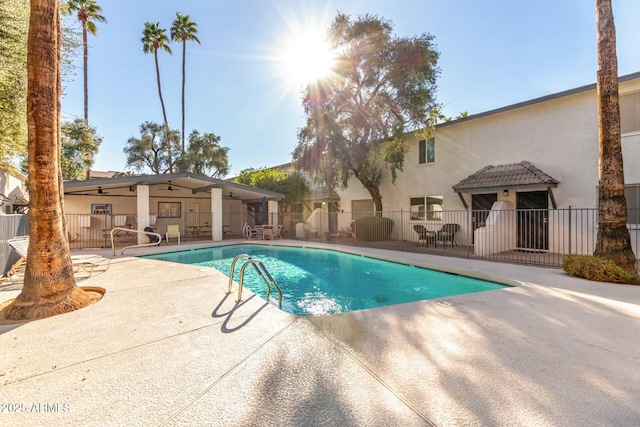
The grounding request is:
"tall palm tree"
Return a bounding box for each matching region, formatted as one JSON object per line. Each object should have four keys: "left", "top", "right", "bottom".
{"left": 2, "top": 0, "right": 98, "bottom": 321}
{"left": 593, "top": 0, "right": 636, "bottom": 273}
{"left": 171, "top": 13, "right": 200, "bottom": 153}
{"left": 142, "top": 22, "right": 173, "bottom": 171}
{"left": 142, "top": 22, "right": 172, "bottom": 127}
{"left": 65, "top": 0, "right": 107, "bottom": 123}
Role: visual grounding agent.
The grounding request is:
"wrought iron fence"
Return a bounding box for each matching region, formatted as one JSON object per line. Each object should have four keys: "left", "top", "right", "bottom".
{"left": 4, "top": 208, "right": 640, "bottom": 276}
{"left": 273, "top": 208, "right": 640, "bottom": 268}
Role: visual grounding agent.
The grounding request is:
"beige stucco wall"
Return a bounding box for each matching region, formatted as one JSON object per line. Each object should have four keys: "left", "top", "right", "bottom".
{"left": 335, "top": 77, "right": 640, "bottom": 250}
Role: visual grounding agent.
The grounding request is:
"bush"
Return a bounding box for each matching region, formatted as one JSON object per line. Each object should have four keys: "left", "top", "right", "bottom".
{"left": 351, "top": 216, "right": 394, "bottom": 241}
{"left": 563, "top": 254, "right": 640, "bottom": 285}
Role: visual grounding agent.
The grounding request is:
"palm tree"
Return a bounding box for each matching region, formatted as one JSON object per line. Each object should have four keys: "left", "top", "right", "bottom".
{"left": 171, "top": 13, "right": 200, "bottom": 153}
{"left": 2, "top": 0, "right": 98, "bottom": 321}
{"left": 142, "top": 22, "right": 172, "bottom": 127}
{"left": 65, "top": 0, "right": 107, "bottom": 123}
{"left": 593, "top": 0, "right": 636, "bottom": 273}
{"left": 142, "top": 22, "right": 174, "bottom": 171}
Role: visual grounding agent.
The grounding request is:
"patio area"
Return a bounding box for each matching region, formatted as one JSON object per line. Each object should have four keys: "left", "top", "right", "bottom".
{"left": 1, "top": 240, "right": 639, "bottom": 426}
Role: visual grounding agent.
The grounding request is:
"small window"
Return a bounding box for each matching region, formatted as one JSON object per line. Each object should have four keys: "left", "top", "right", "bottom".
{"left": 418, "top": 138, "right": 435, "bottom": 164}
{"left": 620, "top": 92, "right": 640, "bottom": 133}
{"left": 410, "top": 195, "right": 443, "bottom": 220}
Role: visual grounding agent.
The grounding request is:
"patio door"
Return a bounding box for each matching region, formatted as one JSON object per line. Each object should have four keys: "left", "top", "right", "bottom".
{"left": 471, "top": 193, "right": 497, "bottom": 243}
{"left": 516, "top": 191, "right": 549, "bottom": 251}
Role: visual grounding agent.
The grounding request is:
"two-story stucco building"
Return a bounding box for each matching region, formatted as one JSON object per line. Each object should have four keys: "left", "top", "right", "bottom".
{"left": 334, "top": 71, "right": 640, "bottom": 258}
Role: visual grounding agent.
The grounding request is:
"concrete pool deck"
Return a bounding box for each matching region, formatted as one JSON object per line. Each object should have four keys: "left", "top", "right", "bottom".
{"left": 1, "top": 240, "right": 639, "bottom": 426}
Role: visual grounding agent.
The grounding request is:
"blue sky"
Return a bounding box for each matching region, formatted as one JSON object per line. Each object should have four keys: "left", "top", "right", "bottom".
{"left": 61, "top": 0, "right": 640, "bottom": 177}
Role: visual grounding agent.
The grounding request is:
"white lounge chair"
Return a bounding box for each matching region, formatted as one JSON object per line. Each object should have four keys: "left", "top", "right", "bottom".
{"left": 5, "top": 235, "right": 111, "bottom": 282}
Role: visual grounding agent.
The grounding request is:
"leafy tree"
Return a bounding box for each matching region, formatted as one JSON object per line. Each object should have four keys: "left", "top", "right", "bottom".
{"left": 176, "top": 130, "right": 229, "bottom": 178}
{"left": 61, "top": 118, "right": 102, "bottom": 180}
{"left": 65, "top": 0, "right": 107, "bottom": 122}
{"left": 293, "top": 13, "right": 439, "bottom": 213}
{"left": 236, "top": 167, "right": 309, "bottom": 213}
{"left": 593, "top": 0, "right": 636, "bottom": 273}
{"left": 0, "top": 0, "right": 29, "bottom": 172}
{"left": 1, "top": 0, "right": 98, "bottom": 322}
{"left": 171, "top": 13, "right": 200, "bottom": 153}
{"left": 124, "top": 121, "right": 180, "bottom": 174}
{"left": 142, "top": 22, "right": 172, "bottom": 127}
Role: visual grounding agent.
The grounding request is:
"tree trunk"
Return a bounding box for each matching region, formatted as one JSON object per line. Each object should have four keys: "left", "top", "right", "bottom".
{"left": 82, "top": 21, "right": 88, "bottom": 122}
{"left": 181, "top": 40, "right": 186, "bottom": 153}
{"left": 353, "top": 170, "right": 383, "bottom": 214}
{"left": 154, "top": 52, "right": 172, "bottom": 172}
{"left": 593, "top": 0, "right": 636, "bottom": 272}
{"left": 2, "top": 0, "right": 98, "bottom": 321}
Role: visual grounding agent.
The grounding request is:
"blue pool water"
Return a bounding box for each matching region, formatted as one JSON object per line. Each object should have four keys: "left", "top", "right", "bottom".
{"left": 143, "top": 245, "right": 507, "bottom": 315}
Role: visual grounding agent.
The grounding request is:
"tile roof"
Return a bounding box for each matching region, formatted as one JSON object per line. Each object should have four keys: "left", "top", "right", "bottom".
{"left": 453, "top": 161, "right": 559, "bottom": 192}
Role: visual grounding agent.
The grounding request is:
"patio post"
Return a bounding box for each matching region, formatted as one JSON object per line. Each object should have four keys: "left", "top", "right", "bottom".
{"left": 136, "top": 184, "right": 150, "bottom": 244}
{"left": 211, "top": 187, "right": 223, "bottom": 241}
{"left": 268, "top": 200, "right": 279, "bottom": 227}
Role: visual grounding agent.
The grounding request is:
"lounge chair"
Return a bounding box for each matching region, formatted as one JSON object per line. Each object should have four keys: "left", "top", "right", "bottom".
{"left": 5, "top": 235, "right": 111, "bottom": 282}
{"left": 165, "top": 224, "right": 181, "bottom": 245}
{"left": 413, "top": 224, "right": 437, "bottom": 247}
{"left": 436, "top": 223, "right": 460, "bottom": 247}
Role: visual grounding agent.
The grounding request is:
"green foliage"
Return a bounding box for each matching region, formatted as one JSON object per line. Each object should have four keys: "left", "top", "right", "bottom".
{"left": 125, "top": 123, "right": 229, "bottom": 177}
{"left": 0, "top": 0, "right": 29, "bottom": 170}
{"left": 351, "top": 216, "right": 394, "bottom": 241}
{"left": 66, "top": 0, "right": 108, "bottom": 35}
{"left": 563, "top": 254, "right": 639, "bottom": 285}
{"left": 61, "top": 118, "right": 103, "bottom": 180}
{"left": 142, "top": 22, "right": 172, "bottom": 55}
{"left": 294, "top": 13, "right": 439, "bottom": 212}
{"left": 124, "top": 122, "right": 180, "bottom": 174}
{"left": 236, "top": 167, "right": 309, "bottom": 212}
{"left": 176, "top": 130, "right": 229, "bottom": 178}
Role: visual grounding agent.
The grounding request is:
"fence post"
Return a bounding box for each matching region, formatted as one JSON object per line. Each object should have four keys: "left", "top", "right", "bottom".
{"left": 466, "top": 209, "right": 471, "bottom": 259}
{"left": 400, "top": 209, "right": 404, "bottom": 251}
{"left": 568, "top": 205, "right": 572, "bottom": 255}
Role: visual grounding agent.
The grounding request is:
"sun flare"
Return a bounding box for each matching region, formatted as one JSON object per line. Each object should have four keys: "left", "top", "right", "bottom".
{"left": 281, "top": 33, "right": 336, "bottom": 85}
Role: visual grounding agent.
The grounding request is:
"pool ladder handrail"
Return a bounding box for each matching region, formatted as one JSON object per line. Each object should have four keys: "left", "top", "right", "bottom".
{"left": 227, "top": 254, "right": 282, "bottom": 308}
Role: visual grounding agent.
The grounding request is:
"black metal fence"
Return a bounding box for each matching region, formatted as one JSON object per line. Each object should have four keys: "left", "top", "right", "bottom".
{"left": 4, "top": 208, "right": 640, "bottom": 275}
{"left": 276, "top": 207, "right": 640, "bottom": 268}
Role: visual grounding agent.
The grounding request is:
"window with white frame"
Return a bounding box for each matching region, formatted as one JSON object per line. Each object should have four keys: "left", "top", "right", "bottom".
{"left": 620, "top": 92, "right": 640, "bottom": 134}
{"left": 410, "top": 195, "right": 443, "bottom": 220}
{"left": 418, "top": 138, "right": 435, "bottom": 164}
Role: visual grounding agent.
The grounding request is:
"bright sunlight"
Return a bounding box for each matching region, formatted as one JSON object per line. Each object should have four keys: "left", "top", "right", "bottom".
{"left": 280, "top": 32, "right": 336, "bottom": 86}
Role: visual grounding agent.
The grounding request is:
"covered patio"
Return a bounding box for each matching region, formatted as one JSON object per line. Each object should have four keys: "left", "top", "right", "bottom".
{"left": 63, "top": 173, "right": 283, "bottom": 249}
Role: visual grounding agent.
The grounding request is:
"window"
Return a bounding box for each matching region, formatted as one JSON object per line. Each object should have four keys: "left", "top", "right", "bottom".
{"left": 625, "top": 185, "right": 640, "bottom": 224}
{"left": 418, "top": 138, "right": 435, "bottom": 164}
{"left": 410, "top": 195, "right": 443, "bottom": 220}
{"left": 620, "top": 92, "right": 640, "bottom": 133}
{"left": 158, "top": 202, "right": 181, "bottom": 218}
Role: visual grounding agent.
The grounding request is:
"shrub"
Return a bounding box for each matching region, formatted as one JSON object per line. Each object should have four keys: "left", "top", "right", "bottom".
{"left": 563, "top": 254, "right": 640, "bottom": 285}
{"left": 351, "top": 216, "right": 394, "bottom": 241}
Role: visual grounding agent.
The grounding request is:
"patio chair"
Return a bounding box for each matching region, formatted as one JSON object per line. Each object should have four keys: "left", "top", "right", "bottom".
{"left": 165, "top": 224, "right": 181, "bottom": 245}
{"left": 244, "top": 224, "right": 258, "bottom": 240}
{"left": 413, "top": 224, "right": 437, "bottom": 247}
{"left": 436, "top": 223, "right": 460, "bottom": 247}
{"left": 6, "top": 235, "right": 111, "bottom": 282}
{"left": 262, "top": 225, "right": 274, "bottom": 240}
{"left": 274, "top": 224, "right": 283, "bottom": 239}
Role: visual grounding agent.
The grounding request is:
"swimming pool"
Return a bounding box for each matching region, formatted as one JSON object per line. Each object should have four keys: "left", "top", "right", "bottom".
{"left": 143, "top": 244, "right": 508, "bottom": 315}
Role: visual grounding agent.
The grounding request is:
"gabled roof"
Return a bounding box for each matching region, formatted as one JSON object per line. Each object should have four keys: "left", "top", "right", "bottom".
{"left": 453, "top": 161, "right": 559, "bottom": 193}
